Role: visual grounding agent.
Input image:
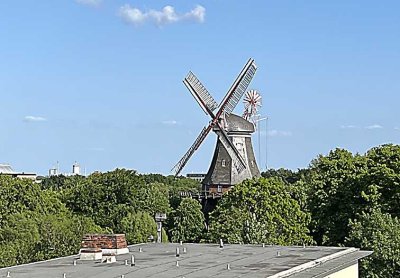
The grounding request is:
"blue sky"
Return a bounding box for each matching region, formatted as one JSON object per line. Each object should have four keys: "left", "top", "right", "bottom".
{"left": 1, "top": 1, "right": 399, "bottom": 175}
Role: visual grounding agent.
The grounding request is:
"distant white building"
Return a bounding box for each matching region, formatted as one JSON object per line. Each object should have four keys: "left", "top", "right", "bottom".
{"left": 72, "top": 162, "right": 80, "bottom": 175}
{"left": 48, "top": 162, "right": 83, "bottom": 177}
{"left": 0, "top": 164, "right": 37, "bottom": 181}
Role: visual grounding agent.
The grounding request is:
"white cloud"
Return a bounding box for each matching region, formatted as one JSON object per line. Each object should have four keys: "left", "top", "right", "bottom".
{"left": 365, "top": 124, "right": 383, "bottom": 129}
{"left": 340, "top": 125, "right": 358, "bottom": 129}
{"left": 267, "top": 130, "right": 292, "bottom": 137}
{"left": 183, "top": 5, "right": 206, "bottom": 22}
{"left": 24, "top": 116, "right": 47, "bottom": 122}
{"left": 162, "top": 120, "right": 179, "bottom": 125}
{"left": 119, "top": 5, "right": 206, "bottom": 26}
{"left": 75, "top": 0, "right": 101, "bottom": 6}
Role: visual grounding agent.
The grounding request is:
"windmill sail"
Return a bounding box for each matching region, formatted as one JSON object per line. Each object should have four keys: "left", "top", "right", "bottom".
{"left": 172, "top": 125, "right": 212, "bottom": 177}
{"left": 218, "top": 59, "right": 257, "bottom": 115}
{"left": 184, "top": 71, "right": 218, "bottom": 116}
{"left": 172, "top": 58, "right": 258, "bottom": 178}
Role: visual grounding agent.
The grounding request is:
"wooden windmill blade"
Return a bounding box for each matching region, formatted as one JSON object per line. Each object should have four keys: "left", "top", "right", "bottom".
{"left": 217, "top": 58, "right": 257, "bottom": 117}
{"left": 184, "top": 71, "right": 218, "bottom": 116}
{"left": 172, "top": 124, "right": 213, "bottom": 177}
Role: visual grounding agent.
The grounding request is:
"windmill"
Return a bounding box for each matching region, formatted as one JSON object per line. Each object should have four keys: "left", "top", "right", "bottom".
{"left": 172, "top": 58, "right": 261, "bottom": 194}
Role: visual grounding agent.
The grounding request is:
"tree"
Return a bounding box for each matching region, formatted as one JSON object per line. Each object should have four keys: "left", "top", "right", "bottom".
{"left": 0, "top": 176, "right": 64, "bottom": 226}
{"left": 364, "top": 144, "right": 400, "bottom": 217}
{"left": 305, "top": 148, "right": 380, "bottom": 245}
{"left": 61, "top": 169, "right": 142, "bottom": 230}
{"left": 34, "top": 212, "right": 104, "bottom": 260}
{"left": 208, "top": 177, "right": 313, "bottom": 245}
{"left": 0, "top": 210, "right": 104, "bottom": 268}
{"left": 136, "top": 182, "right": 171, "bottom": 216}
{"left": 346, "top": 210, "right": 400, "bottom": 277}
{"left": 0, "top": 212, "right": 39, "bottom": 266}
{"left": 167, "top": 176, "right": 201, "bottom": 210}
{"left": 0, "top": 176, "right": 104, "bottom": 268}
{"left": 261, "top": 168, "right": 300, "bottom": 185}
{"left": 120, "top": 211, "right": 157, "bottom": 244}
{"left": 170, "top": 198, "right": 205, "bottom": 243}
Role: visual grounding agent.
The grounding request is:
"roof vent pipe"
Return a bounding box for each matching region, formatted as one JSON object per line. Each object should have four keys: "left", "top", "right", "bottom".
{"left": 219, "top": 239, "right": 224, "bottom": 248}
{"left": 176, "top": 247, "right": 180, "bottom": 257}
{"left": 6, "top": 271, "right": 10, "bottom": 277}
{"left": 131, "top": 255, "right": 135, "bottom": 266}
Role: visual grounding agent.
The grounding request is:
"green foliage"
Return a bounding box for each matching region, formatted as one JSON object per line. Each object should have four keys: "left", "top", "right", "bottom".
{"left": 161, "top": 227, "right": 169, "bottom": 243}
{"left": 0, "top": 210, "right": 103, "bottom": 268}
{"left": 61, "top": 169, "right": 143, "bottom": 230}
{"left": 305, "top": 145, "right": 400, "bottom": 246}
{"left": 34, "top": 213, "right": 104, "bottom": 260}
{"left": 0, "top": 213, "right": 40, "bottom": 266}
{"left": 41, "top": 174, "right": 85, "bottom": 191}
{"left": 346, "top": 210, "right": 400, "bottom": 277}
{"left": 365, "top": 144, "right": 400, "bottom": 217}
{"left": 3, "top": 144, "right": 400, "bottom": 273}
{"left": 60, "top": 170, "right": 174, "bottom": 232}
{"left": 0, "top": 171, "right": 200, "bottom": 267}
{"left": 171, "top": 198, "right": 205, "bottom": 243}
{"left": 305, "top": 148, "right": 380, "bottom": 245}
{"left": 0, "top": 176, "right": 64, "bottom": 226}
{"left": 209, "top": 177, "right": 313, "bottom": 245}
{"left": 261, "top": 168, "right": 300, "bottom": 185}
{"left": 0, "top": 176, "right": 104, "bottom": 268}
{"left": 120, "top": 211, "right": 157, "bottom": 244}
{"left": 167, "top": 177, "right": 201, "bottom": 210}
{"left": 136, "top": 182, "right": 170, "bottom": 216}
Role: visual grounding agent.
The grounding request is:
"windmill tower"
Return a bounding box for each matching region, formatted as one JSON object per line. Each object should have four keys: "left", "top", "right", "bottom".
{"left": 172, "top": 58, "right": 261, "bottom": 195}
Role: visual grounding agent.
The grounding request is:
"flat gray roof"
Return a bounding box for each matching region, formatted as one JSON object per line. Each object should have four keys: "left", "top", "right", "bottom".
{"left": 0, "top": 243, "right": 371, "bottom": 278}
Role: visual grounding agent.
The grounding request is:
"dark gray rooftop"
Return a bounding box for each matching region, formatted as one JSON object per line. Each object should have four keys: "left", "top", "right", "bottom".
{"left": 223, "top": 113, "right": 255, "bottom": 133}
{"left": 0, "top": 243, "right": 371, "bottom": 278}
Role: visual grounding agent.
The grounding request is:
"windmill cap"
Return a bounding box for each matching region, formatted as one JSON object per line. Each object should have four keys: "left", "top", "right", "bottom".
{"left": 214, "top": 113, "right": 255, "bottom": 133}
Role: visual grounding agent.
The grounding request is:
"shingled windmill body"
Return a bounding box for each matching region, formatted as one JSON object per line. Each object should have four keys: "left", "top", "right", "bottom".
{"left": 172, "top": 58, "right": 261, "bottom": 195}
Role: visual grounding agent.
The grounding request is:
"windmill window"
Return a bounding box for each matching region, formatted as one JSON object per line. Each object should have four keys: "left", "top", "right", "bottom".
{"left": 221, "top": 160, "right": 226, "bottom": 167}
{"left": 217, "top": 185, "right": 222, "bottom": 193}
{"left": 251, "top": 161, "right": 254, "bottom": 167}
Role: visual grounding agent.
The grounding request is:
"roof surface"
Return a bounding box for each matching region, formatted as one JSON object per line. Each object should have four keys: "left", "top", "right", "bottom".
{"left": 0, "top": 243, "right": 371, "bottom": 278}
{"left": 0, "top": 164, "right": 15, "bottom": 174}
{"left": 224, "top": 113, "right": 255, "bottom": 133}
